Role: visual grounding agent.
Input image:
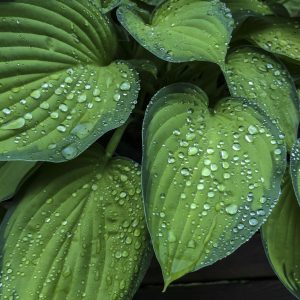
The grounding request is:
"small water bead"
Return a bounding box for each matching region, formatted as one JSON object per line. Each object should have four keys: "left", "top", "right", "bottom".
{"left": 220, "top": 150, "right": 229, "bottom": 159}
{"left": 30, "top": 90, "right": 41, "bottom": 99}
{"left": 232, "top": 143, "right": 241, "bottom": 151}
{"left": 77, "top": 94, "right": 87, "bottom": 103}
{"left": 113, "top": 93, "right": 121, "bottom": 101}
{"left": 61, "top": 145, "right": 77, "bottom": 160}
{"left": 225, "top": 204, "right": 238, "bottom": 215}
{"left": 245, "top": 135, "right": 254, "bottom": 143}
{"left": 120, "top": 82, "right": 131, "bottom": 91}
{"left": 249, "top": 218, "right": 258, "bottom": 226}
{"left": 2, "top": 108, "right": 11, "bottom": 115}
{"left": 1, "top": 117, "right": 25, "bottom": 130}
{"left": 188, "top": 146, "right": 198, "bottom": 156}
{"left": 168, "top": 157, "right": 175, "bottom": 164}
{"left": 190, "top": 203, "right": 197, "bottom": 210}
{"left": 40, "top": 102, "right": 49, "bottom": 110}
{"left": 207, "top": 191, "right": 215, "bottom": 198}
{"left": 65, "top": 77, "right": 73, "bottom": 84}
{"left": 180, "top": 168, "right": 190, "bottom": 176}
{"left": 203, "top": 203, "right": 210, "bottom": 210}
{"left": 186, "top": 132, "right": 195, "bottom": 141}
{"left": 210, "top": 164, "right": 218, "bottom": 171}
{"left": 204, "top": 159, "right": 211, "bottom": 166}
{"left": 197, "top": 183, "right": 204, "bottom": 190}
{"left": 50, "top": 112, "right": 59, "bottom": 119}
{"left": 55, "top": 88, "right": 63, "bottom": 95}
{"left": 59, "top": 104, "right": 68, "bottom": 112}
{"left": 57, "top": 125, "right": 66, "bottom": 132}
{"left": 24, "top": 113, "right": 33, "bottom": 120}
{"left": 201, "top": 167, "right": 211, "bottom": 177}
{"left": 93, "top": 88, "right": 100, "bottom": 96}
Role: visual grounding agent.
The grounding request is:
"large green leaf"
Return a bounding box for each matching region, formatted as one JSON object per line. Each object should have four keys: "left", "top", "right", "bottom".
{"left": 223, "top": 0, "right": 273, "bottom": 23}
{"left": 0, "top": 0, "right": 139, "bottom": 162}
{"left": 142, "top": 83, "right": 286, "bottom": 287}
{"left": 0, "top": 145, "right": 152, "bottom": 299}
{"left": 238, "top": 16, "right": 300, "bottom": 64}
{"left": 262, "top": 172, "right": 300, "bottom": 299}
{"left": 117, "top": 0, "right": 234, "bottom": 67}
{"left": 290, "top": 139, "right": 300, "bottom": 205}
{"left": 225, "top": 46, "right": 299, "bottom": 150}
{"left": 0, "top": 161, "right": 37, "bottom": 202}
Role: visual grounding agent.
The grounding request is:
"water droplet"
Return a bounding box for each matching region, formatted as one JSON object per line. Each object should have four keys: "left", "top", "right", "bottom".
{"left": 249, "top": 218, "right": 258, "bottom": 226}
{"left": 120, "top": 82, "right": 131, "bottom": 91}
{"left": 225, "top": 204, "right": 238, "bottom": 215}
{"left": 181, "top": 168, "right": 190, "bottom": 176}
{"left": 71, "top": 123, "right": 93, "bottom": 139}
{"left": 30, "top": 90, "right": 41, "bottom": 99}
{"left": 1, "top": 117, "right": 25, "bottom": 130}
{"left": 201, "top": 167, "right": 211, "bottom": 177}
{"left": 62, "top": 145, "right": 77, "bottom": 160}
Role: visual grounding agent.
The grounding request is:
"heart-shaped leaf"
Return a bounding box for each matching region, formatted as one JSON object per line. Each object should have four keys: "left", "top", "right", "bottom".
{"left": 225, "top": 46, "right": 299, "bottom": 150}
{"left": 261, "top": 172, "right": 300, "bottom": 299}
{"left": 142, "top": 83, "right": 286, "bottom": 287}
{"left": 0, "top": 145, "right": 152, "bottom": 299}
{"left": 117, "top": 0, "right": 234, "bottom": 67}
{"left": 238, "top": 16, "right": 300, "bottom": 64}
{"left": 290, "top": 139, "right": 300, "bottom": 205}
{"left": 0, "top": 0, "right": 139, "bottom": 162}
{"left": 223, "top": 0, "right": 273, "bottom": 23}
{"left": 0, "top": 161, "right": 37, "bottom": 202}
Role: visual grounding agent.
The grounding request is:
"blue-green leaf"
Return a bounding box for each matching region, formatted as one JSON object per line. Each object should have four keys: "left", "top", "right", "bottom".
{"left": 117, "top": 0, "right": 234, "bottom": 67}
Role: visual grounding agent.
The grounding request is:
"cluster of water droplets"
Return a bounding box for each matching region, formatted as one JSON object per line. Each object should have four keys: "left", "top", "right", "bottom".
{"left": 0, "top": 63, "right": 136, "bottom": 161}
{"left": 0, "top": 158, "right": 150, "bottom": 299}
{"left": 146, "top": 97, "right": 285, "bottom": 275}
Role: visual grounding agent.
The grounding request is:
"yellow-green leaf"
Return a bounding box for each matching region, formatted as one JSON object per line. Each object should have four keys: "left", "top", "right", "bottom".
{"left": 142, "top": 83, "right": 286, "bottom": 287}
{"left": 0, "top": 145, "right": 151, "bottom": 299}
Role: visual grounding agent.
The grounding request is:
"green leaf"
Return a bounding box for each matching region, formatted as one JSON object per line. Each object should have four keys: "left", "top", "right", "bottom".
{"left": 100, "top": 0, "right": 122, "bottom": 12}
{"left": 238, "top": 16, "right": 300, "bottom": 64}
{"left": 0, "top": 0, "right": 139, "bottom": 162}
{"left": 117, "top": 0, "right": 234, "bottom": 67}
{"left": 0, "top": 145, "right": 151, "bottom": 299}
{"left": 267, "top": 0, "right": 300, "bottom": 17}
{"left": 290, "top": 139, "right": 300, "bottom": 205}
{"left": 142, "top": 83, "right": 286, "bottom": 287}
{"left": 261, "top": 172, "right": 300, "bottom": 299}
{"left": 0, "top": 161, "right": 37, "bottom": 202}
{"left": 223, "top": 0, "right": 273, "bottom": 23}
{"left": 225, "top": 46, "right": 299, "bottom": 150}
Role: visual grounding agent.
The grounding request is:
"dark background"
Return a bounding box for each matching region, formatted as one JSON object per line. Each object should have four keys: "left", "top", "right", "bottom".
{"left": 134, "top": 233, "right": 295, "bottom": 300}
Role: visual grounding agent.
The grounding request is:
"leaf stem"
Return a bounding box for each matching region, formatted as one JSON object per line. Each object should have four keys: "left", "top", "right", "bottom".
{"left": 105, "top": 118, "right": 132, "bottom": 160}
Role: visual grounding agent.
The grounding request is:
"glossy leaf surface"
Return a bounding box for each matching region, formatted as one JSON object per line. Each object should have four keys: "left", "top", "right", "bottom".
{"left": 0, "top": 145, "right": 151, "bottom": 299}
{"left": 142, "top": 83, "right": 286, "bottom": 287}
{"left": 262, "top": 172, "right": 300, "bottom": 299}
{"left": 117, "top": 0, "right": 234, "bottom": 67}
{"left": 0, "top": 0, "right": 139, "bottom": 162}
{"left": 226, "top": 46, "right": 299, "bottom": 150}
{"left": 239, "top": 17, "right": 300, "bottom": 63}
{"left": 0, "top": 161, "right": 36, "bottom": 202}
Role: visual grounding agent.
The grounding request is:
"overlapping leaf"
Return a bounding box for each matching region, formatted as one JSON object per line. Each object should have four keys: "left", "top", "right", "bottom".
{"left": 267, "top": 0, "right": 300, "bottom": 17}
{"left": 0, "top": 145, "right": 151, "bottom": 299}
{"left": 238, "top": 17, "right": 300, "bottom": 63}
{"left": 262, "top": 172, "right": 300, "bottom": 299}
{"left": 142, "top": 83, "right": 286, "bottom": 287}
{"left": 223, "top": 0, "right": 273, "bottom": 23}
{"left": 226, "top": 46, "right": 299, "bottom": 150}
{"left": 117, "top": 0, "right": 234, "bottom": 67}
{"left": 290, "top": 139, "right": 300, "bottom": 205}
{"left": 100, "top": 0, "right": 122, "bottom": 12}
{"left": 0, "top": 161, "right": 37, "bottom": 202}
{"left": 0, "top": 0, "right": 139, "bottom": 162}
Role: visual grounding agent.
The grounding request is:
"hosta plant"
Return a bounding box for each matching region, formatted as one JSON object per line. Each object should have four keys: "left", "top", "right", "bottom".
{"left": 0, "top": 0, "right": 299, "bottom": 299}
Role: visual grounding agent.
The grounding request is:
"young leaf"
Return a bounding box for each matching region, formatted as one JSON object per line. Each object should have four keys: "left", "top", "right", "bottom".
{"left": 238, "top": 17, "right": 300, "bottom": 63}
{"left": 117, "top": 0, "right": 234, "bottom": 67}
{"left": 0, "top": 161, "right": 37, "bottom": 202}
{"left": 0, "top": 0, "right": 139, "bottom": 162}
{"left": 0, "top": 145, "right": 152, "bottom": 299}
{"left": 225, "top": 46, "right": 299, "bottom": 150}
{"left": 261, "top": 172, "right": 300, "bottom": 299}
{"left": 223, "top": 0, "right": 273, "bottom": 23}
{"left": 142, "top": 83, "right": 286, "bottom": 287}
{"left": 290, "top": 139, "right": 300, "bottom": 205}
